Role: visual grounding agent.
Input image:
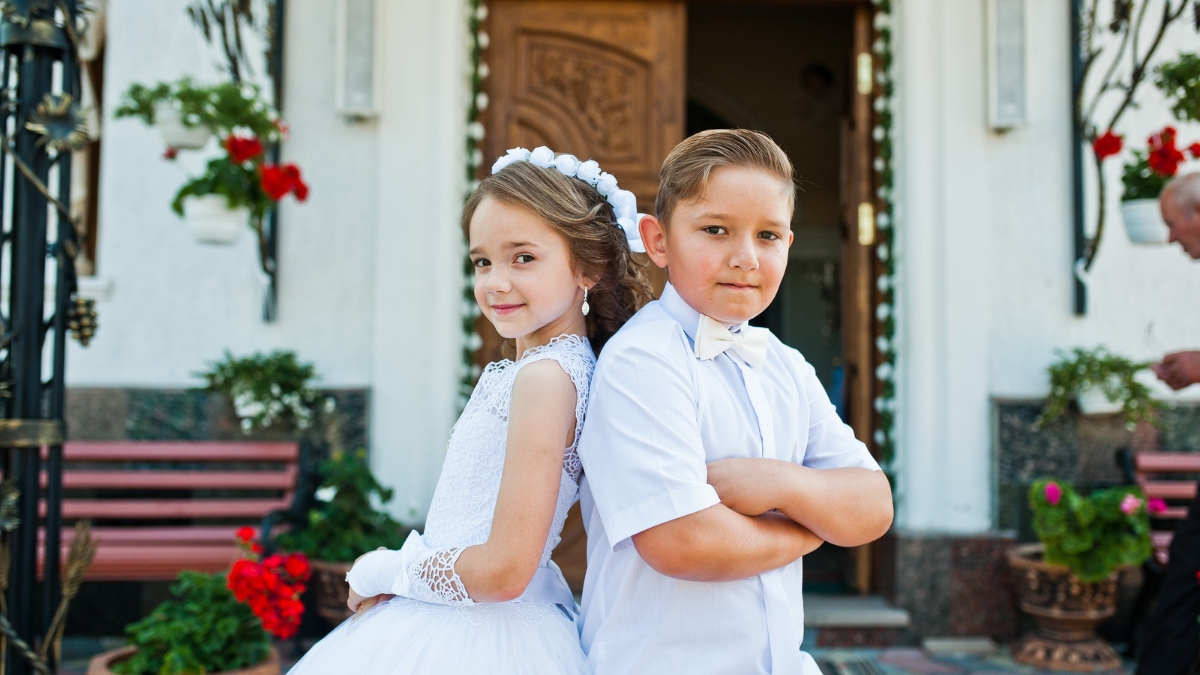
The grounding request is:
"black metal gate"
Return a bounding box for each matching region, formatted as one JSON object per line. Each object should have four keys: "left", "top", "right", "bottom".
{"left": 0, "top": 2, "right": 90, "bottom": 673}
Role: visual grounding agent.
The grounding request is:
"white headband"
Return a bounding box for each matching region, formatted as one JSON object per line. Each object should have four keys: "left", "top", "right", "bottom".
{"left": 492, "top": 146, "right": 646, "bottom": 253}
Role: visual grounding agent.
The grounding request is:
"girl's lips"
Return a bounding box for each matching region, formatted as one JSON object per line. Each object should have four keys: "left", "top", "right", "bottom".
{"left": 491, "top": 304, "right": 524, "bottom": 315}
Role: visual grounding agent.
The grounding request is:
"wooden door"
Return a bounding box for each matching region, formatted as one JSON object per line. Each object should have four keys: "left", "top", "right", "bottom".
{"left": 839, "top": 5, "right": 879, "bottom": 594}
{"left": 482, "top": 0, "right": 686, "bottom": 591}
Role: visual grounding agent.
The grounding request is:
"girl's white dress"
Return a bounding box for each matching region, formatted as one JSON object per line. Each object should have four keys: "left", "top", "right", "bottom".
{"left": 287, "top": 335, "right": 594, "bottom": 675}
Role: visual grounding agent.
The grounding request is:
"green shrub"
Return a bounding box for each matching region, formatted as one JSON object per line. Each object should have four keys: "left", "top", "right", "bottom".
{"left": 112, "top": 571, "right": 270, "bottom": 675}
{"left": 1029, "top": 478, "right": 1152, "bottom": 583}
{"left": 276, "top": 449, "right": 410, "bottom": 562}
{"left": 115, "top": 77, "right": 280, "bottom": 141}
{"left": 1156, "top": 53, "right": 1200, "bottom": 124}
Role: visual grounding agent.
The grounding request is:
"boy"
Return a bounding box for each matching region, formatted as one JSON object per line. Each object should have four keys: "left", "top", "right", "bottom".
{"left": 577, "top": 129, "right": 894, "bottom": 675}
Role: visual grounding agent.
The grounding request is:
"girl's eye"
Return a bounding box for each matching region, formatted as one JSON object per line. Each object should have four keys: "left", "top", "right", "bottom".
{"left": 472, "top": 258, "right": 490, "bottom": 269}
{"left": 703, "top": 226, "right": 726, "bottom": 236}
{"left": 515, "top": 254, "right": 535, "bottom": 264}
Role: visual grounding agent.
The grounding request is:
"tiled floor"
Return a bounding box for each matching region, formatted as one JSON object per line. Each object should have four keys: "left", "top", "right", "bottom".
{"left": 814, "top": 647, "right": 1134, "bottom": 675}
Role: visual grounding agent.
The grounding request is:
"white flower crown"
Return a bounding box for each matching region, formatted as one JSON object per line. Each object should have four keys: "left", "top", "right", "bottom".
{"left": 492, "top": 146, "right": 646, "bottom": 253}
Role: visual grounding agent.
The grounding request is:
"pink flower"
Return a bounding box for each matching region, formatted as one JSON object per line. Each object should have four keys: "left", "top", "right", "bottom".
{"left": 1148, "top": 498, "right": 1168, "bottom": 514}
{"left": 1044, "top": 482, "right": 1063, "bottom": 506}
{"left": 1120, "top": 494, "right": 1142, "bottom": 515}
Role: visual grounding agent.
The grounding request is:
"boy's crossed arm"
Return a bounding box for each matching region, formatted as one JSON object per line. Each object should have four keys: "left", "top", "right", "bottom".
{"left": 632, "top": 460, "right": 892, "bottom": 583}
{"left": 707, "top": 459, "right": 893, "bottom": 547}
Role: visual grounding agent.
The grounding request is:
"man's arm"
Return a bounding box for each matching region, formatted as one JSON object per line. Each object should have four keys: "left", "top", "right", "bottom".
{"left": 707, "top": 459, "right": 893, "bottom": 548}
{"left": 631, "top": 505, "right": 823, "bottom": 582}
{"left": 1153, "top": 351, "right": 1200, "bottom": 390}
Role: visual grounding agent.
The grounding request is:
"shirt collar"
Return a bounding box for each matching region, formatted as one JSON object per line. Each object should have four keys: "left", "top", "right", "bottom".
{"left": 658, "top": 283, "right": 751, "bottom": 343}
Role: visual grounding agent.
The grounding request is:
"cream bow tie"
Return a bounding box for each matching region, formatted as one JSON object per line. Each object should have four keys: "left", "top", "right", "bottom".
{"left": 694, "top": 314, "right": 769, "bottom": 369}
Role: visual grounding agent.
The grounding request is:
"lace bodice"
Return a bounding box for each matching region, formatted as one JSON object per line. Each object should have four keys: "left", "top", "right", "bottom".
{"left": 422, "top": 334, "right": 595, "bottom": 566}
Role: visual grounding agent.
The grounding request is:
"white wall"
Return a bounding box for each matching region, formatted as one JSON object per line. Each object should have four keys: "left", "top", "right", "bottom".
{"left": 70, "top": 0, "right": 466, "bottom": 520}
{"left": 894, "top": 0, "right": 1200, "bottom": 534}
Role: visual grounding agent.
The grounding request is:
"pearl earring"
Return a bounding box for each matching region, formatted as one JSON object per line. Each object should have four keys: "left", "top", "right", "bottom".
{"left": 582, "top": 288, "right": 590, "bottom": 316}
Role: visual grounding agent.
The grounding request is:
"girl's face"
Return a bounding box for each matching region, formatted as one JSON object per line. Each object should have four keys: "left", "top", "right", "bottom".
{"left": 468, "top": 197, "right": 586, "bottom": 346}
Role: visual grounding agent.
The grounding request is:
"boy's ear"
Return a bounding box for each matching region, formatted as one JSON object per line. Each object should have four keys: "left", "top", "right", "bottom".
{"left": 639, "top": 215, "right": 669, "bottom": 269}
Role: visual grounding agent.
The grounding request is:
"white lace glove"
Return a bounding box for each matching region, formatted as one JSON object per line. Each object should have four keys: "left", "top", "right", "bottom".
{"left": 345, "top": 530, "right": 475, "bottom": 607}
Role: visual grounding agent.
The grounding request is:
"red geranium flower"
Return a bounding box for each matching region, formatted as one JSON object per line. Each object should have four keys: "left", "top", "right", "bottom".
{"left": 1189, "top": 142, "right": 1200, "bottom": 159}
{"left": 235, "top": 526, "right": 255, "bottom": 543}
{"left": 1093, "top": 130, "right": 1123, "bottom": 160}
{"left": 226, "top": 532, "right": 310, "bottom": 640}
{"left": 259, "top": 163, "right": 309, "bottom": 202}
{"left": 1148, "top": 127, "right": 1186, "bottom": 177}
{"left": 224, "top": 135, "right": 264, "bottom": 164}
{"left": 162, "top": 147, "right": 178, "bottom": 161}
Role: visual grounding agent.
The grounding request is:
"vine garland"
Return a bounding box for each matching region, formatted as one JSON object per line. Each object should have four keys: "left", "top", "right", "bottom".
{"left": 460, "top": 0, "right": 488, "bottom": 408}
{"left": 871, "top": 0, "right": 897, "bottom": 470}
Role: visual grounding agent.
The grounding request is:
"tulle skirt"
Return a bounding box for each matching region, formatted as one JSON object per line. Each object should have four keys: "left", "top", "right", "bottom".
{"left": 286, "top": 596, "right": 589, "bottom": 675}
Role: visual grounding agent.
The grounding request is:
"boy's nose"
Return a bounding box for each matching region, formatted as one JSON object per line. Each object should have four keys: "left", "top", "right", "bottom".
{"left": 728, "top": 237, "right": 760, "bottom": 271}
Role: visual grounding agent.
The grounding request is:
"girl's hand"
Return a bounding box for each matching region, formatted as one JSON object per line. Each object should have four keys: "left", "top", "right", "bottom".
{"left": 706, "top": 458, "right": 781, "bottom": 517}
{"left": 347, "top": 589, "right": 394, "bottom": 614}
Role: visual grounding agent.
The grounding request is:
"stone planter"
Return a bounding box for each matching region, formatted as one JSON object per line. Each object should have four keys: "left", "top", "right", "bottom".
{"left": 182, "top": 194, "right": 248, "bottom": 245}
{"left": 1076, "top": 383, "right": 1123, "bottom": 416}
{"left": 154, "top": 104, "right": 212, "bottom": 150}
{"left": 1007, "top": 543, "right": 1121, "bottom": 673}
{"left": 1121, "top": 198, "right": 1169, "bottom": 245}
{"left": 310, "top": 559, "right": 353, "bottom": 625}
{"left": 88, "top": 646, "right": 280, "bottom": 675}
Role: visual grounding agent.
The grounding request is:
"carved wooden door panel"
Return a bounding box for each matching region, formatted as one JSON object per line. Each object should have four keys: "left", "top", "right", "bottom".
{"left": 482, "top": 0, "right": 685, "bottom": 593}
{"left": 484, "top": 0, "right": 685, "bottom": 211}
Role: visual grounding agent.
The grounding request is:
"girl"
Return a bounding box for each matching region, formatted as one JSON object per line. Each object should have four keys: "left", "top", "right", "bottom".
{"left": 285, "top": 146, "right": 653, "bottom": 675}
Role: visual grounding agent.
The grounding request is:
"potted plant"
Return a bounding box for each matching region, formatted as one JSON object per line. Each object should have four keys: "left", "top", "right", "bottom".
{"left": 274, "top": 449, "right": 410, "bottom": 625}
{"left": 116, "top": 78, "right": 305, "bottom": 246}
{"left": 115, "top": 78, "right": 281, "bottom": 151}
{"left": 198, "top": 350, "right": 324, "bottom": 434}
{"left": 89, "top": 532, "right": 310, "bottom": 675}
{"left": 1119, "top": 126, "right": 1200, "bottom": 244}
{"left": 1037, "top": 346, "right": 1159, "bottom": 430}
{"left": 1009, "top": 479, "right": 1152, "bottom": 672}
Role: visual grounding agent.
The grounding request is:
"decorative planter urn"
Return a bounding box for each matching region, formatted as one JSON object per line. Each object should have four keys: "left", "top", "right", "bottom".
{"left": 1007, "top": 544, "right": 1122, "bottom": 673}
{"left": 154, "top": 104, "right": 212, "bottom": 150}
{"left": 1121, "top": 198, "right": 1170, "bottom": 245}
{"left": 183, "top": 194, "right": 248, "bottom": 245}
{"left": 310, "top": 559, "right": 354, "bottom": 624}
{"left": 87, "top": 646, "right": 280, "bottom": 675}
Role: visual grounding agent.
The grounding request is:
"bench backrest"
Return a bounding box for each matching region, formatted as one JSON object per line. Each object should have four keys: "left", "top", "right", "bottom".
{"left": 42, "top": 441, "right": 300, "bottom": 524}
{"left": 1134, "top": 451, "right": 1198, "bottom": 566}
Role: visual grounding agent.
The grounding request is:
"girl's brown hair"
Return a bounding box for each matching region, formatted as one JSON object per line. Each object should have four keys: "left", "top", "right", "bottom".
{"left": 461, "top": 160, "right": 654, "bottom": 354}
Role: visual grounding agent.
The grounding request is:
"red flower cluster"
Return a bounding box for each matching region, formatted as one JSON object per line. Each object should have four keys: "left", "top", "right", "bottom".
{"left": 227, "top": 529, "right": 311, "bottom": 640}
{"left": 225, "top": 135, "right": 265, "bottom": 164}
{"left": 260, "top": 163, "right": 309, "bottom": 202}
{"left": 1093, "top": 130, "right": 1123, "bottom": 160}
{"left": 1146, "top": 126, "right": 1196, "bottom": 177}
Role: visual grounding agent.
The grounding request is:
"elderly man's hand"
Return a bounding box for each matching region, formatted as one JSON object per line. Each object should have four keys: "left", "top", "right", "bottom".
{"left": 1152, "top": 351, "right": 1200, "bottom": 390}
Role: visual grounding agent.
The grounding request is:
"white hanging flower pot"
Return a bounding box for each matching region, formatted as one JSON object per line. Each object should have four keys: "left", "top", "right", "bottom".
{"left": 1076, "top": 383, "right": 1123, "bottom": 416}
{"left": 183, "top": 194, "right": 248, "bottom": 245}
{"left": 154, "top": 104, "right": 211, "bottom": 150}
{"left": 1120, "top": 198, "right": 1169, "bottom": 245}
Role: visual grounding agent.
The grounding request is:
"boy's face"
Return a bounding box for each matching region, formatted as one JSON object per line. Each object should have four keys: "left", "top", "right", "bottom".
{"left": 642, "top": 166, "right": 793, "bottom": 324}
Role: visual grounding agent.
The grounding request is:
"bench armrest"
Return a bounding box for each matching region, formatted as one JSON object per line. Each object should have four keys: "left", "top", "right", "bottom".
{"left": 262, "top": 439, "right": 321, "bottom": 555}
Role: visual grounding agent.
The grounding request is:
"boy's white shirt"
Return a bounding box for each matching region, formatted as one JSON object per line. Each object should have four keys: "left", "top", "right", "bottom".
{"left": 577, "top": 283, "right": 881, "bottom": 675}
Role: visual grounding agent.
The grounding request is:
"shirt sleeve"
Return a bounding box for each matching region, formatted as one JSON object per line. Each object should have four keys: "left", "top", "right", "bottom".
{"left": 578, "top": 329, "right": 720, "bottom": 550}
{"left": 795, "top": 353, "right": 882, "bottom": 472}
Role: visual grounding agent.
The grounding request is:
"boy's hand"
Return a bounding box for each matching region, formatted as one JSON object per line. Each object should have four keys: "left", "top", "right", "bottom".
{"left": 707, "top": 458, "right": 781, "bottom": 517}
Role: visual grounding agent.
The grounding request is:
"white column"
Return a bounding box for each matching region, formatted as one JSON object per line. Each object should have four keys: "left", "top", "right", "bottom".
{"left": 370, "top": 0, "right": 467, "bottom": 521}
{"left": 894, "top": 0, "right": 993, "bottom": 533}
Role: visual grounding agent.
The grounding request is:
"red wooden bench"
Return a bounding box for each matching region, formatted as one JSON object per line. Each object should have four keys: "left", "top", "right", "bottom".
{"left": 1132, "top": 451, "right": 1199, "bottom": 567}
{"left": 37, "top": 440, "right": 303, "bottom": 581}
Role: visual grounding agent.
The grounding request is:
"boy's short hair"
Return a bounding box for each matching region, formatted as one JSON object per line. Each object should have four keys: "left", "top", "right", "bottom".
{"left": 656, "top": 129, "right": 795, "bottom": 225}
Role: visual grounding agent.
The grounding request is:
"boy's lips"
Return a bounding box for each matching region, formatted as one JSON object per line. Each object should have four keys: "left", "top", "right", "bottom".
{"left": 718, "top": 282, "right": 758, "bottom": 291}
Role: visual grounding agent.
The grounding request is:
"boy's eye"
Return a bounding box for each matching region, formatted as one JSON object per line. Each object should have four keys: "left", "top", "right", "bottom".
{"left": 515, "top": 253, "right": 535, "bottom": 264}
{"left": 703, "top": 226, "right": 726, "bottom": 236}
{"left": 472, "top": 258, "right": 490, "bottom": 269}
{"left": 759, "top": 231, "right": 782, "bottom": 241}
